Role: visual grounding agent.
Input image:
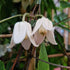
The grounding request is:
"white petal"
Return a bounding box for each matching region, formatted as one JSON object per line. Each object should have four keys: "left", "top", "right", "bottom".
{"left": 7, "top": 36, "right": 15, "bottom": 48}
{"left": 26, "top": 22, "right": 39, "bottom": 47}
{"left": 13, "top": 22, "right": 26, "bottom": 44}
{"left": 29, "top": 36, "right": 39, "bottom": 47}
{"left": 34, "top": 31, "right": 45, "bottom": 45}
{"left": 46, "top": 30, "right": 57, "bottom": 45}
{"left": 21, "top": 38, "right": 31, "bottom": 50}
{"left": 32, "top": 18, "right": 42, "bottom": 35}
{"left": 42, "top": 17, "right": 53, "bottom": 30}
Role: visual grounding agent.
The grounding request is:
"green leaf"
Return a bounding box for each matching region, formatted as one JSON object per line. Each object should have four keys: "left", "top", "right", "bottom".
{"left": 0, "top": 60, "right": 5, "bottom": 70}
{"left": 61, "top": 56, "right": 68, "bottom": 70}
{"left": 40, "top": 0, "right": 45, "bottom": 14}
{"left": 54, "top": 12, "right": 67, "bottom": 23}
{"left": 38, "top": 43, "right": 49, "bottom": 70}
{"left": 60, "top": 1, "right": 70, "bottom": 8}
{"left": 6, "top": 61, "right": 13, "bottom": 70}
{"left": 58, "top": 24, "right": 70, "bottom": 32}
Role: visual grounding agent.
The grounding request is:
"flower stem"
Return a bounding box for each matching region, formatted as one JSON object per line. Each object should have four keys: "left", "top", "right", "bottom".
{"left": 22, "top": 13, "right": 43, "bottom": 21}
{"left": 22, "top": 13, "right": 29, "bottom": 21}
{"left": 0, "top": 13, "right": 43, "bottom": 23}
{"left": 35, "top": 14, "right": 43, "bottom": 18}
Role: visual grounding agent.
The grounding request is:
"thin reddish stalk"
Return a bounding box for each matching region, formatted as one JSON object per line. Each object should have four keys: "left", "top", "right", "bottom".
{"left": 11, "top": 47, "right": 23, "bottom": 70}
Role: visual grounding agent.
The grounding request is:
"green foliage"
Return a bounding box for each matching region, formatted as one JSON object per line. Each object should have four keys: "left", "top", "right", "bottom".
{"left": 0, "top": 60, "right": 5, "bottom": 70}
{"left": 38, "top": 43, "right": 49, "bottom": 70}
{"left": 6, "top": 61, "right": 13, "bottom": 70}
{"left": 40, "top": 0, "right": 56, "bottom": 19}
{"left": 61, "top": 56, "right": 68, "bottom": 70}
{"left": 54, "top": 12, "right": 70, "bottom": 32}
{"left": 60, "top": 1, "right": 70, "bottom": 9}
{"left": 0, "top": 0, "right": 13, "bottom": 20}
{"left": 54, "top": 12, "right": 67, "bottom": 23}
{"left": 46, "top": 45, "right": 63, "bottom": 70}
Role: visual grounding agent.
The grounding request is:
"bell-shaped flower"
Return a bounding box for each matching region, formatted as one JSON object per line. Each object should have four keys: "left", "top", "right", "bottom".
{"left": 8, "top": 21, "right": 38, "bottom": 50}
{"left": 31, "top": 17, "right": 57, "bottom": 45}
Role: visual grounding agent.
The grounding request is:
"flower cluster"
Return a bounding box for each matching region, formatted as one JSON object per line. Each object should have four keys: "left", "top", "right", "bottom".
{"left": 8, "top": 16, "right": 57, "bottom": 50}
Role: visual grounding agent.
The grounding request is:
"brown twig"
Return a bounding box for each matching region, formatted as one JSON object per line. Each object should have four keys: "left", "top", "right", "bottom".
{"left": 51, "top": 9, "right": 54, "bottom": 21}
{"left": 31, "top": 4, "right": 38, "bottom": 15}
{"left": 33, "top": 57, "right": 70, "bottom": 69}
{"left": 0, "top": 34, "right": 12, "bottom": 38}
{"left": 11, "top": 47, "right": 23, "bottom": 70}
{"left": 39, "top": 5, "right": 41, "bottom": 14}
{"left": 48, "top": 53, "right": 70, "bottom": 58}
{"left": 11, "top": 53, "right": 70, "bottom": 62}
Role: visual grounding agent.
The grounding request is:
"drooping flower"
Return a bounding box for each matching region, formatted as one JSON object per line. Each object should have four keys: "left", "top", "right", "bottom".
{"left": 8, "top": 21, "right": 38, "bottom": 50}
{"left": 31, "top": 17, "right": 57, "bottom": 45}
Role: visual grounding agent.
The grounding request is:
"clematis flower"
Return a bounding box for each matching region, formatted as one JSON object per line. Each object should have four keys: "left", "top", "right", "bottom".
{"left": 31, "top": 17, "right": 57, "bottom": 45}
{"left": 8, "top": 21, "right": 38, "bottom": 50}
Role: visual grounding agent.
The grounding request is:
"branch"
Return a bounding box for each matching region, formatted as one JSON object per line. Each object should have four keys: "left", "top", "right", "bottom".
{"left": 0, "top": 34, "right": 12, "bottom": 38}
{"left": 33, "top": 57, "right": 70, "bottom": 69}
{"left": 11, "top": 46, "right": 23, "bottom": 70}
{"left": 11, "top": 53, "right": 70, "bottom": 62}
{"left": 48, "top": 53, "right": 70, "bottom": 58}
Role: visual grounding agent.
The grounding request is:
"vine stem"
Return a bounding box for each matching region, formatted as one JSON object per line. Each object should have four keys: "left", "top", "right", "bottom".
{"left": 0, "top": 14, "right": 23, "bottom": 23}
{"left": 0, "top": 13, "right": 43, "bottom": 23}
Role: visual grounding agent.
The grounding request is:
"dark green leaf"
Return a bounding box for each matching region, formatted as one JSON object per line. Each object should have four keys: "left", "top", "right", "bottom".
{"left": 6, "top": 61, "right": 13, "bottom": 70}
{"left": 0, "top": 60, "right": 5, "bottom": 70}
{"left": 58, "top": 24, "right": 70, "bottom": 32}
{"left": 54, "top": 12, "right": 67, "bottom": 23}
{"left": 60, "top": 1, "right": 70, "bottom": 8}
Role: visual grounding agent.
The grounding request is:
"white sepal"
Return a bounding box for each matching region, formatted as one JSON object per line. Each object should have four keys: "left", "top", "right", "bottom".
{"left": 13, "top": 22, "right": 26, "bottom": 44}
{"left": 46, "top": 30, "right": 57, "bottom": 45}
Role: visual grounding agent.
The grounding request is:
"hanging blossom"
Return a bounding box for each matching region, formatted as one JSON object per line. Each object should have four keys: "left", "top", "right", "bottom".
{"left": 8, "top": 21, "right": 38, "bottom": 50}
{"left": 31, "top": 17, "right": 57, "bottom": 45}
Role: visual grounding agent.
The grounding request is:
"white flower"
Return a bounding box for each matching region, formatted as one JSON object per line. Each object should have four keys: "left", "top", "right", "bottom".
{"left": 31, "top": 17, "right": 57, "bottom": 45}
{"left": 8, "top": 21, "right": 38, "bottom": 50}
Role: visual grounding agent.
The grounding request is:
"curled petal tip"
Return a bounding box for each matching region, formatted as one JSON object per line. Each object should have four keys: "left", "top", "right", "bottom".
{"left": 29, "top": 36, "right": 39, "bottom": 47}
{"left": 46, "top": 30, "right": 57, "bottom": 45}
{"left": 34, "top": 44, "right": 39, "bottom": 47}
{"left": 53, "top": 42, "right": 57, "bottom": 45}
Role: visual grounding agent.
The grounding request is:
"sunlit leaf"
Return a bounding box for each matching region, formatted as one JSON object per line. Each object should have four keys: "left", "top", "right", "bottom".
{"left": 38, "top": 43, "right": 49, "bottom": 70}
{"left": 61, "top": 56, "right": 68, "bottom": 70}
